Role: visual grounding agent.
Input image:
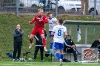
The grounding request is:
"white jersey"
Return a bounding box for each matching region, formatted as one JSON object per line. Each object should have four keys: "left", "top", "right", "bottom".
{"left": 52, "top": 25, "right": 67, "bottom": 43}
{"left": 48, "top": 17, "right": 57, "bottom": 31}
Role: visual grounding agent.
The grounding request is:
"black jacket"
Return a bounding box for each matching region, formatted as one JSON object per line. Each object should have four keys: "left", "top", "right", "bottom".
{"left": 13, "top": 29, "right": 24, "bottom": 43}
{"left": 64, "top": 38, "right": 75, "bottom": 52}
{"left": 91, "top": 40, "right": 100, "bottom": 49}
{"left": 35, "top": 30, "right": 47, "bottom": 46}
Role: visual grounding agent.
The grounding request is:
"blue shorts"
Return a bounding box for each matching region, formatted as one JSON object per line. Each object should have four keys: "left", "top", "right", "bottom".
{"left": 54, "top": 42, "right": 64, "bottom": 50}
{"left": 49, "top": 31, "right": 54, "bottom": 37}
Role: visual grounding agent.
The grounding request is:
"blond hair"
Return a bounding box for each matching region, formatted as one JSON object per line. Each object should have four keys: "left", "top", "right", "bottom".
{"left": 38, "top": 8, "right": 43, "bottom": 12}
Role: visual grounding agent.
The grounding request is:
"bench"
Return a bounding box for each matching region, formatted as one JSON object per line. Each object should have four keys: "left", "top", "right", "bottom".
{"left": 52, "top": 44, "right": 92, "bottom": 62}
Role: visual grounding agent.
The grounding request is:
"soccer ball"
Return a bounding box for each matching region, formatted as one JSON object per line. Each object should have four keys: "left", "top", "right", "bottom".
{"left": 38, "top": 3, "right": 44, "bottom": 8}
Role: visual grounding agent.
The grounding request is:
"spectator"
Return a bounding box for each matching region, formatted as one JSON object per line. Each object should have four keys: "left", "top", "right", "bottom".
{"left": 33, "top": 29, "right": 47, "bottom": 62}
{"left": 13, "top": 24, "right": 24, "bottom": 61}
{"left": 64, "top": 35, "right": 80, "bottom": 62}
{"left": 91, "top": 37, "right": 100, "bottom": 54}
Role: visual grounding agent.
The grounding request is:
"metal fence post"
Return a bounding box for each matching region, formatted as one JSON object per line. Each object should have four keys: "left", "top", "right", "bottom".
{"left": 85, "top": 26, "right": 87, "bottom": 44}
{"left": 55, "top": 0, "right": 58, "bottom": 17}
{"left": 94, "top": 0, "right": 96, "bottom": 18}
{"left": 15, "top": 0, "right": 20, "bottom": 16}
{"left": 83, "top": 2, "right": 86, "bottom": 15}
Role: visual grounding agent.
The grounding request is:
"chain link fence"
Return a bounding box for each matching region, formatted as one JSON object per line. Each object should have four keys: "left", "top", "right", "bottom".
{"left": 1, "top": 0, "right": 100, "bottom": 16}
{"left": 0, "top": 0, "right": 83, "bottom": 16}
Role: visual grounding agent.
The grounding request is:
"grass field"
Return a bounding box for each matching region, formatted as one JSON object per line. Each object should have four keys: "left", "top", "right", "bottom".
{"left": 0, "top": 62, "right": 100, "bottom": 66}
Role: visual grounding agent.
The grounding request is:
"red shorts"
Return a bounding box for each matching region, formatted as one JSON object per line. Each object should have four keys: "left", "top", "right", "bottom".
{"left": 31, "top": 27, "right": 44, "bottom": 35}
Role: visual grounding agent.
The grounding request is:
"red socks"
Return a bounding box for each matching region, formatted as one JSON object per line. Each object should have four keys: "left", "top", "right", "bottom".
{"left": 29, "top": 38, "right": 33, "bottom": 44}
{"left": 42, "top": 38, "right": 46, "bottom": 47}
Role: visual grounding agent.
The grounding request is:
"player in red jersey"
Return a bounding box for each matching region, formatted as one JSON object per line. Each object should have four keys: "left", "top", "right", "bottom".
{"left": 29, "top": 8, "right": 48, "bottom": 51}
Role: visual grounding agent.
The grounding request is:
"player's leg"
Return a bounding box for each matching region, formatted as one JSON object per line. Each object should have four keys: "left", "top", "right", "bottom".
{"left": 29, "top": 28, "right": 37, "bottom": 49}
{"left": 40, "top": 46, "right": 44, "bottom": 62}
{"left": 29, "top": 34, "right": 35, "bottom": 49}
{"left": 54, "top": 42, "right": 61, "bottom": 60}
{"left": 33, "top": 46, "right": 39, "bottom": 61}
{"left": 39, "top": 28, "right": 47, "bottom": 51}
{"left": 41, "top": 34, "right": 47, "bottom": 51}
{"left": 60, "top": 44, "right": 64, "bottom": 60}
{"left": 59, "top": 43, "right": 64, "bottom": 66}
{"left": 49, "top": 31, "right": 53, "bottom": 54}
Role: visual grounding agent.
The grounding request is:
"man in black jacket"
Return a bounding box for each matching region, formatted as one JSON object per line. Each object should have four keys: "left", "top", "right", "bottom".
{"left": 91, "top": 37, "right": 100, "bottom": 54}
{"left": 13, "top": 24, "right": 24, "bottom": 61}
{"left": 33, "top": 29, "right": 47, "bottom": 62}
{"left": 64, "top": 35, "right": 79, "bottom": 62}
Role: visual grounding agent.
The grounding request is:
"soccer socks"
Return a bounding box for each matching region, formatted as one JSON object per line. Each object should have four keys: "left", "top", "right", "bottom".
{"left": 42, "top": 38, "right": 46, "bottom": 47}
{"left": 42, "top": 38, "right": 47, "bottom": 51}
{"left": 56, "top": 53, "right": 61, "bottom": 60}
{"left": 29, "top": 38, "right": 33, "bottom": 44}
{"left": 49, "top": 49, "right": 53, "bottom": 54}
{"left": 49, "top": 41, "right": 53, "bottom": 54}
{"left": 56, "top": 53, "right": 64, "bottom": 60}
{"left": 29, "top": 38, "right": 34, "bottom": 49}
{"left": 50, "top": 41, "right": 53, "bottom": 49}
{"left": 61, "top": 54, "right": 64, "bottom": 60}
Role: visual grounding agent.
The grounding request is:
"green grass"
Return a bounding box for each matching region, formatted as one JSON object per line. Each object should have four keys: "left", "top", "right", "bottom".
{"left": 0, "top": 13, "right": 100, "bottom": 61}
{"left": 0, "top": 62, "right": 100, "bottom": 66}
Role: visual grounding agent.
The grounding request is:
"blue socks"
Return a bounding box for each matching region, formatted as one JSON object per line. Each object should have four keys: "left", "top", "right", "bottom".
{"left": 49, "top": 49, "right": 53, "bottom": 54}
{"left": 56, "top": 53, "right": 64, "bottom": 60}
{"left": 61, "top": 54, "right": 64, "bottom": 60}
{"left": 50, "top": 41, "right": 53, "bottom": 49}
{"left": 56, "top": 53, "right": 60, "bottom": 60}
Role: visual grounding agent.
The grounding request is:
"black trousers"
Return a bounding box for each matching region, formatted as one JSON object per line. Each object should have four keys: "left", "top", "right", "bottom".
{"left": 67, "top": 48, "right": 77, "bottom": 61}
{"left": 34, "top": 46, "right": 44, "bottom": 61}
{"left": 13, "top": 42, "right": 22, "bottom": 59}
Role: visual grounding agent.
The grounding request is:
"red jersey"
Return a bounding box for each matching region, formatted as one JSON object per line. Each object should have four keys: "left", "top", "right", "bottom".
{"left": 30, "top": 15, "right": 48, "bottom": 28}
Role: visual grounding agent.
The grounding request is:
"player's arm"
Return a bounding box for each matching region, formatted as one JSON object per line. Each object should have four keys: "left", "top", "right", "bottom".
{"left": 64, "top": 26, "right": 68, "bottom": 36}
{"left": 51, "top": 26, "right": 55, "bottom": 35}
{"left": 29, "top": 16, "right": 36, "bottom": 24}
{"left": 71, "top": 41, "right": 76, "bottom": 48}
{"left": 18, "top": 30, "right": 24, "bottom": 36}
{"left": 55, "top": 18, "right": 59, "bottom": 25}
{"left": 13, "top": 30, "right": 21, "bottom": 37}
{"left": 42, "top": 15, "right": 48, "bottom": 23}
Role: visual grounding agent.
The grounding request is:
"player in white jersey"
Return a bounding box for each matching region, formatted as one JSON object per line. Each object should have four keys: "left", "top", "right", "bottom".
{"left": 47, "top": 12, "right": 58, "bottom": 53}
{"left": 52, "top": 19, "right": 68, "bottom": 66}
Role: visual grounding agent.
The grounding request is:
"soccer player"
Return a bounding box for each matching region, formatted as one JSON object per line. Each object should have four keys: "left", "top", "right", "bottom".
{"left": 33, "top": 29, "right": 47, "bottom": 62}
{"left": 47, "top": 12, "right": 58, "bottom": 53}
{"left": 52, "top": 19, "right": 68, "bottom": 66}
{"left": 29, "top": 8, "right": 48, "bottom": 51}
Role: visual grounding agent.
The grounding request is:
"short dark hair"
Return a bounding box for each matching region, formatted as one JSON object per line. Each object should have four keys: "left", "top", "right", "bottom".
{"left": 67, "top": 35, "right": 71, "bottom": 38}
{"left": 47, "top": 12, "right": 52, "bottom": 17}
{"left": 59, "top": 19, "right": 64, "bottom": 25}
